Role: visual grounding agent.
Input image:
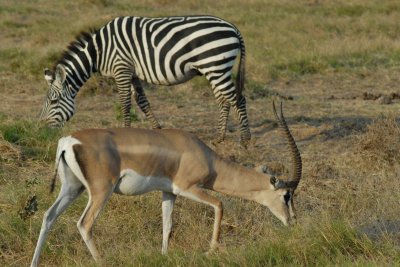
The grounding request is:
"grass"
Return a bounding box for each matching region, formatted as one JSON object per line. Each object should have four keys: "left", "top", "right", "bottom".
{"left": 2, "top": 1, "right": 400, "bottom": 81}
{"left": 1, "top": 0, "right": 400, "bottom": 266}
{"left": 114, "top": 102, "right": 139, "bottom": 123}
{"left": 0, "top": 119, "right": 61, "bottom": 162}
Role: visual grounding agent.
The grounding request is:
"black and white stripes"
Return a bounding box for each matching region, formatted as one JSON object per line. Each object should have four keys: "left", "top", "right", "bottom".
{"left": 40, "top": 15, "right": 251, "bottom": 144}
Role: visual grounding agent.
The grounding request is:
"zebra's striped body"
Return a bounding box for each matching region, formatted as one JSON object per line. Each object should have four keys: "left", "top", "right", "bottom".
{"left": 41, "top": 15, "right": 251, "bottom": 145}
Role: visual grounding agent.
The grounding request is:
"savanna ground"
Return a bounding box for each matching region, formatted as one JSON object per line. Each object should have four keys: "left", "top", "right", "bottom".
{"left": 1, "top": 0, "right": 400, "bottom": 266}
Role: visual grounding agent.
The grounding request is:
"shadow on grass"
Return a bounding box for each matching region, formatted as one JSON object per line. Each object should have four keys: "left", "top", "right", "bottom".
{"left": 252, "top": 115, "right": 374, "bottom": 141}
{"left": 358, "top": 219, "right": 400, "bottom": 246}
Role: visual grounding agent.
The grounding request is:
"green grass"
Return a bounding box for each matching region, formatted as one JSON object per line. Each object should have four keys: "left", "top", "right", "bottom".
{"left": 114, "top": 102, "right": 139, "bottom": 123}
{"left": 0, "top": 119, "right": 61, "bottom": 162}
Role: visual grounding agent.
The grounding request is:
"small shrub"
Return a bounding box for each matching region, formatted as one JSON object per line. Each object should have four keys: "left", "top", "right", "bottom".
{"left": 114, "top": 102, "right": 139, "bottom": 123}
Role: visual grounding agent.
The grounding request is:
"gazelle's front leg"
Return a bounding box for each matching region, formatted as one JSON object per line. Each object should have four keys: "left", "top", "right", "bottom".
{"left": 161, "top": 191, "right": 176, "bottom": 254}
{"left": 179, "top": 187, "right": 223, "bottom": 252}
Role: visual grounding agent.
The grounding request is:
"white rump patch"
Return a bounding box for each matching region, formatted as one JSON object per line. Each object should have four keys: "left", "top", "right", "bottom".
{"left": 114, "top": 169, "right": 173, "bottom": 196}
{"left": 55, "top": 136, "right": 90, "bottom": 189}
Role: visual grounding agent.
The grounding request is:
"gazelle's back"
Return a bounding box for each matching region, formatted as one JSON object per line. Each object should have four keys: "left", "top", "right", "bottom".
{"left": 71, "top": 128, "right": 218, "bottom": 178}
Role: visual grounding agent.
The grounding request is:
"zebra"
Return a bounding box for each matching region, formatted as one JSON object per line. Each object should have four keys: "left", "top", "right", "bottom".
{"left": 40, "top": 15, "right": 251, "bottom": 145}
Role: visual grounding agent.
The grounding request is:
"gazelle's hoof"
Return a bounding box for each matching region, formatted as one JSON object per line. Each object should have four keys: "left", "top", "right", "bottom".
{"left": 205, "top": 247, "right": 218, "bottom": 256}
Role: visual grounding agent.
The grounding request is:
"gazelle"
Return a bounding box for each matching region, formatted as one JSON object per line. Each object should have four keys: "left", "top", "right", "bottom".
{"left": 30, "top": 102, "right": 302, "bottom": 267}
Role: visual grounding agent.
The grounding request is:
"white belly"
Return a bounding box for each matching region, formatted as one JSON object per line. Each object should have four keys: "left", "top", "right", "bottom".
{"left": 114, "top": 169, "right": 173, "bottom": 196}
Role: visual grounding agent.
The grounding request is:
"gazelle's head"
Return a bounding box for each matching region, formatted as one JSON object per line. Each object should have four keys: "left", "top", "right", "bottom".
{"left": 40, "top": 64, "right": 75, "bottom": 127}
{"left": 258, "top": 102, "right": 302, "bottom": 226}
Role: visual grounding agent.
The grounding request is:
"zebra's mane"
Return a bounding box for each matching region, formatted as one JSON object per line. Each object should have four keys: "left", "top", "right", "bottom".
{"left": 55, "top": 30, "right": 96, "bottom": 70}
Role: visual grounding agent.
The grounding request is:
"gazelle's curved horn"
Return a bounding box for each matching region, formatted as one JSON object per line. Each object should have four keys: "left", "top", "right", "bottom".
{"left": 272, "top": 101, "right": 302, "bottom": 190}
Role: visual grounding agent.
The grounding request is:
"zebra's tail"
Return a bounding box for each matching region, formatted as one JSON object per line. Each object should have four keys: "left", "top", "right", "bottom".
{"left": 236, "top": 33, "right": 246, "bottom": 101}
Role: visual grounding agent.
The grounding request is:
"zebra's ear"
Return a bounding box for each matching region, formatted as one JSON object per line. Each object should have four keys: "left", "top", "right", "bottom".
{"left": 44, "top": 68, "right": 54, "bottom": 86}
{"left": 55, "top": 64, "right": 67, "bottom": 85}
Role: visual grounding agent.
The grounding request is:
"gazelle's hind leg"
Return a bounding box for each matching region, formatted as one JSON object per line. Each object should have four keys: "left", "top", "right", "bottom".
{"left": 76, "top": 181, "right": 115, "bottom": 263}
{"left": 179, "top": 187, "right": 223, "bottom": 252}
{"left": 131, "top": 76, "right": 161, "bottom": 129}
{"left": 30, "top": 161, "right": 84, "bottom": 267}
{"left": 161, "top": 192, "right": 176, "bottom": 254}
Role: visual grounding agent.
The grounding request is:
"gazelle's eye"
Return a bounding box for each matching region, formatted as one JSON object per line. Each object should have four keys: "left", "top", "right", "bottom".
{"left": 283, "top": 191, "right": 291, "bottom": 205}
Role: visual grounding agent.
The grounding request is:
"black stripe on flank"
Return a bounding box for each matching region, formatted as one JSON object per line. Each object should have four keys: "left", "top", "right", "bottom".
{"left": 168, "top": 39, "right": 238, "bottom": 79}
{"left": 153, "top": 20, "right": 227, "bottom": 47}
{"left": 180, "top": 56, "right": 236, "bottom": 76}
{"left": 205, "top": 66, "right": 236, "bottom": 80}
{"left": 178, "top": 30, "right": 237, "bottom": 57}
{"left": 178, "top": 43, "right": 239, "bottom": 73}
{"left": 194, "top": 55, "right": 237, "bottom": 70}
{"left": 156, "top": 22, "right": 234, "bottom": 56}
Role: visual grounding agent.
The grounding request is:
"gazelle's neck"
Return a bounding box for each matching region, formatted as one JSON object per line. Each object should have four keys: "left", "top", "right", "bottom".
{"left": 208, "top": 157, "right": 271, "bottom": 202}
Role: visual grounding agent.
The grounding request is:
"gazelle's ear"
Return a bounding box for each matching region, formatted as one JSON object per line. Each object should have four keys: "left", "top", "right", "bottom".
{"left": 44, "top": 68, "right": 54, "bottom": 86}
{"left": 55, "top": 64, "right": 67, "bottom": 85}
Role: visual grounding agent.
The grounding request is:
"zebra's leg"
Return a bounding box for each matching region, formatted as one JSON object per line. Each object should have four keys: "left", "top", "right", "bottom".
{"left": 232, "top": 94, "right": 251, "bottom": 147}
{"left": 206, "top": 72, "right": 251, "bottom": 146}
{"left": 131, "top": 77, "right": 161, "bottom": 129}
{"left": 115, "top": 72, "right": 133, "bottom": 127}
{"left": 215, "top": 100, "right": 231, "bottom": 143}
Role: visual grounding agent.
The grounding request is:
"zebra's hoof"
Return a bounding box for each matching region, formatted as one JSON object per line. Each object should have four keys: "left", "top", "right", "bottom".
{"left": 240, "top": 138, "right": 250, "bottom": 149}
{"left": 211, "top": 136, "right": 225, "bottom": 146}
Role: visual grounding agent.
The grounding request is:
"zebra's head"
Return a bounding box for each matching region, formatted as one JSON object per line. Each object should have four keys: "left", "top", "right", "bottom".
{"left": 40, "top": 64, "right": 76, "bottom": 127}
